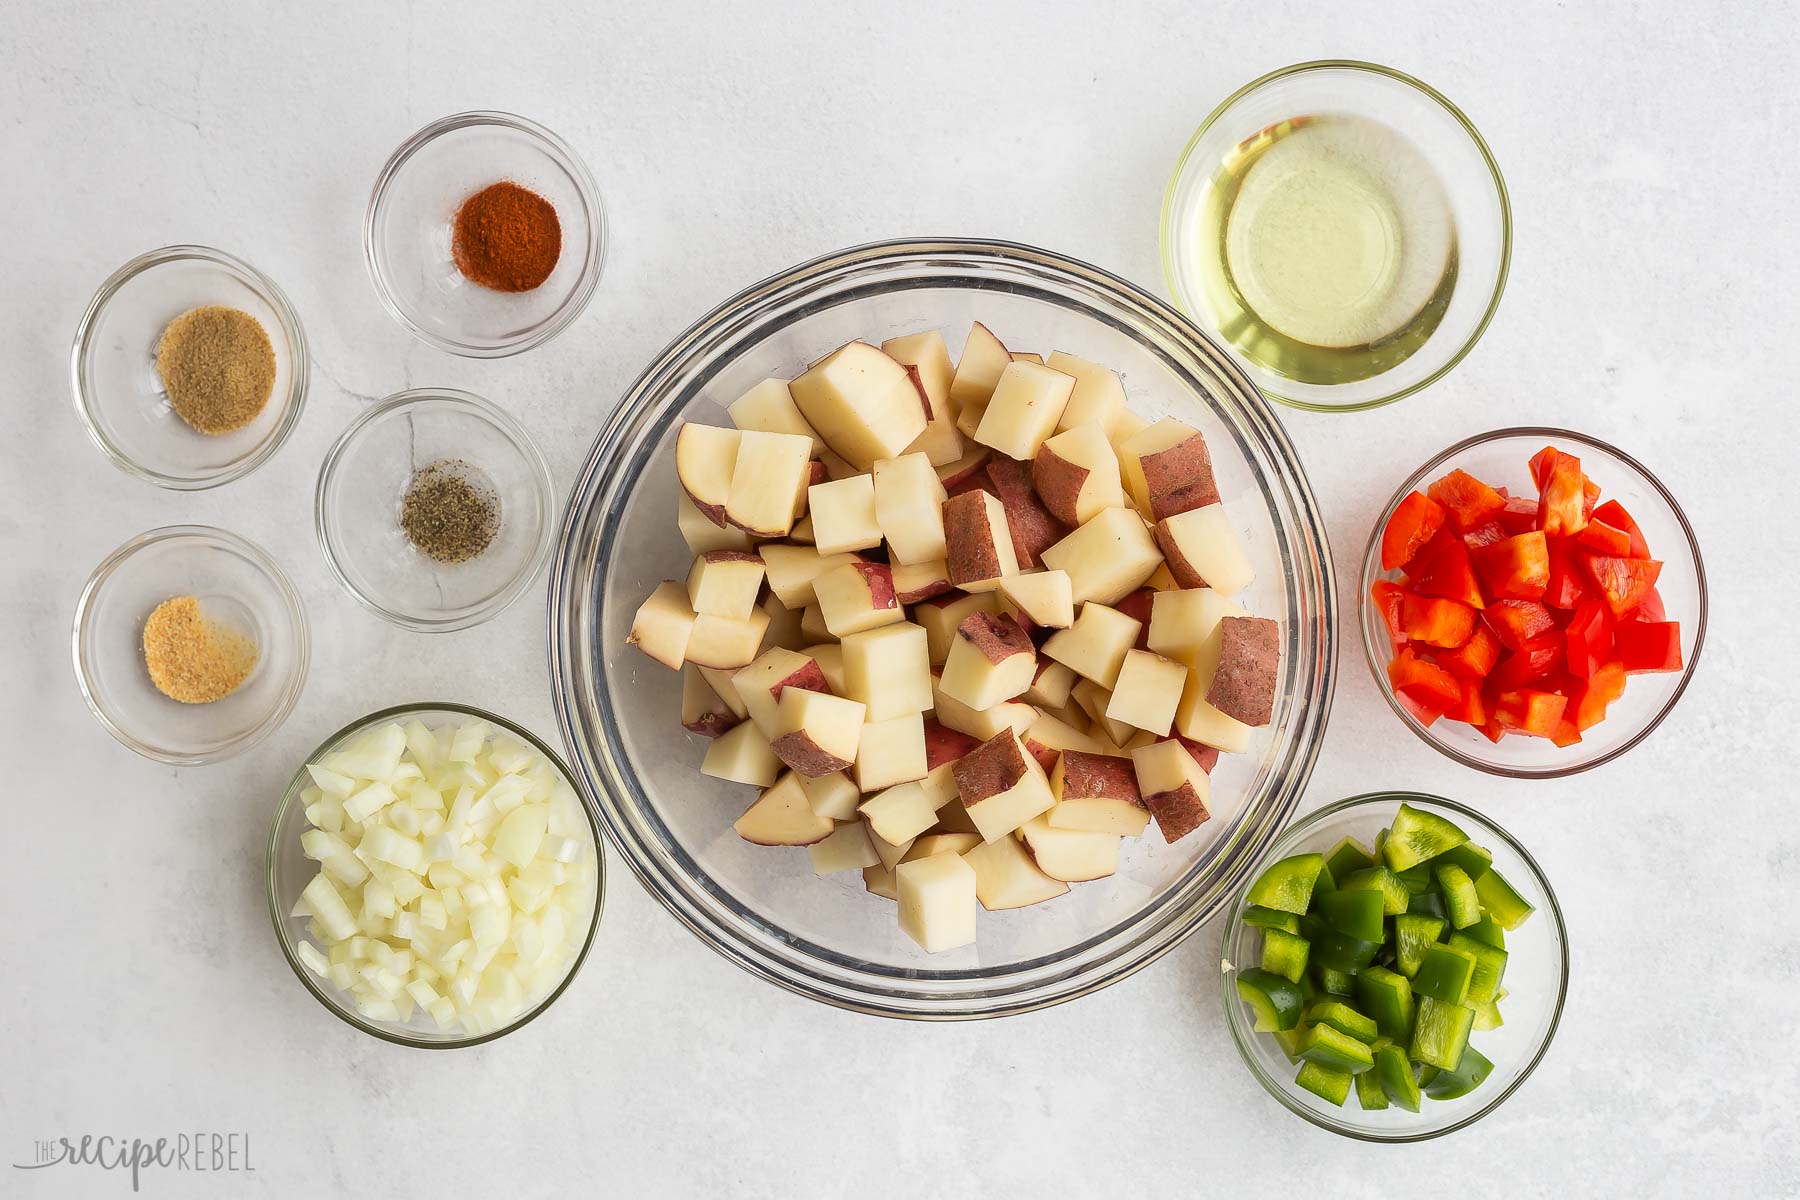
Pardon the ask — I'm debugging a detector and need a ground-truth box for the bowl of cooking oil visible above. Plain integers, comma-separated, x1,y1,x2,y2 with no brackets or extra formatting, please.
1161,61,1510,412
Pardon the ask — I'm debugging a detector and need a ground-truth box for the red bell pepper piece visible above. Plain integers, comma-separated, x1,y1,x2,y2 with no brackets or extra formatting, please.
1408,529,1486,609
1582,477,1602,519
1387,648,1462,715
1370,580,1408,646
1537,449,1590,537
1483,598,1556,650
1477,719,1506,743
1470,531,1550,602
1543,537,1589,609
1570,660,1627,730
1577,519,1632,557
1380,491,1446,570
1401,594,1477,649
1489,633,1566,692
1444,678,1489,726
1564,599,1615,679
1493,689,1569,738
1438,624,1502,679
1583,555,1663,618
1462,521,1508,550
1427,469,1507,534
1550,717,1583,748
1615,621,1683,673
1528,446,1557,490
1497,495,1539,536
1635,586,1666,622
1592,499,1651,559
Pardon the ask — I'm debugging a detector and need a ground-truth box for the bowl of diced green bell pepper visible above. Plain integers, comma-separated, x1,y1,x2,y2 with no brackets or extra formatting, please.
1220,792,1567,1140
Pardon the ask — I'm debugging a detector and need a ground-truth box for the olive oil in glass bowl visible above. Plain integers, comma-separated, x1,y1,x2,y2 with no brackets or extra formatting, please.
1163,62,1510,412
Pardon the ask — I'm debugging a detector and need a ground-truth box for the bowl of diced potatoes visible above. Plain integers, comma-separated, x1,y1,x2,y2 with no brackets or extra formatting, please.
266,703,603,1047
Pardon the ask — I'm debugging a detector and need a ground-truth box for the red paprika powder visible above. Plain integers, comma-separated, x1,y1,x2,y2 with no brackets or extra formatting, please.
450,181,562,293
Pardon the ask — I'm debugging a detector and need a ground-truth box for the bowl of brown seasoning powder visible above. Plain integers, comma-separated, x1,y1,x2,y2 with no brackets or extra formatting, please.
315,389,556,631
364,111,606,357
72,246,308,489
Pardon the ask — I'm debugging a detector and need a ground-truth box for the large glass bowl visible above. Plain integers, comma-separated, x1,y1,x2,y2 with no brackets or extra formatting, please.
548,239,1336,1019
1221,792,1568,1140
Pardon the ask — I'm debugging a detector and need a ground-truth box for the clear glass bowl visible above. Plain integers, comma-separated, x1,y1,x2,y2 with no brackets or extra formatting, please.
547,238,1337,1019
364,111,606,357
315,389,556,632
1221,792,1567,1140
72,245,308,488
1161,60,1510,412
72,526,309,764
265,703,605,1048
1360,427,1706,777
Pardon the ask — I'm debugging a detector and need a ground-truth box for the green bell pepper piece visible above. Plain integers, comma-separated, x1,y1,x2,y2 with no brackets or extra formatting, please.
1394,862,1434,894
1436,863,1482,929
1412,942,1477,1004
1340,867,1410,916
1323,835,1376,882
1462,912,1507,949
1406,888,1446,918
1311,928,1382,973
1298,1022,1375,1073
1243,905,1302,934
1236,968,1304,1031
1354,965,1416,1042
1272,1022,1309,1061
1245,853,1325,915
1471,998,1504,1031
1374,1043,1422,1113
1410,996,1476,1071
1313,963,1357,996
1261,928,1311,984
1305,999,1379,1044
1312,861,1337,895
1426,840,1493,881
1473,867,1536,930
1394,914,1447,977
1354,1065,1391,1111
1382,803,1470,871
1295,1061,1352,1106
1317,888,1386,942
1424,1045,1494,1100
1446,932,1508,1005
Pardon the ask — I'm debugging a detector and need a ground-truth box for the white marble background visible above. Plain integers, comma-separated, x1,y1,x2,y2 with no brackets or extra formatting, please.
3,1,1795,1195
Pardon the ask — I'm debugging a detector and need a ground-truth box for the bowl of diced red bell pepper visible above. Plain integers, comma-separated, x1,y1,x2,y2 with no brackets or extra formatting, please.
1359,428,1705,777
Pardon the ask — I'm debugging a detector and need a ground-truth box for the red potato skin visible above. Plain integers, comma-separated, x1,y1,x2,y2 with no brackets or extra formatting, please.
943,491,1007,585
682,711,742,738
958,610,1034,665
952,730,1029,804
1153,521,1209,590
1144,783,1210,843
1030,445,1091,528
901,363,933,421
1140,434,1220,521
1058,751,1143,805
1162,734,1221,774
1207,616,1279,726
769,733,853,778
768,660,830,701
851,561,898,612
923,718,981,770
1022,736,1061,774
984,458,1066,568
937,451,993,495
895,574,954,605
1114,587,1156,650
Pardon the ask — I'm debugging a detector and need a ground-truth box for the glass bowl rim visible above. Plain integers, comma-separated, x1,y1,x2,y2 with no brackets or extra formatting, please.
312,386,558,633
1158,58,1513,413
362,109,608,359
1220,790,1569,1142
70,523,311,765
546,235,1339,1020
1357,425,1708,778
70,244,311,490
264,701,607,1049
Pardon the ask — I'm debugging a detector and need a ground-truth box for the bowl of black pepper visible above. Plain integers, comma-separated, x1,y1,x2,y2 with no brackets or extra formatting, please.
314,389,555,631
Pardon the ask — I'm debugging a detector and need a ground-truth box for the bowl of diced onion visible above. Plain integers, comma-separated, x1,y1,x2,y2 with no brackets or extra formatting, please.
266,703,604,1047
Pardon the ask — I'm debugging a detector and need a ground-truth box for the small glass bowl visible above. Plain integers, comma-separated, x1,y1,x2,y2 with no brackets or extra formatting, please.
1222,792,1567,1141
1360,427,1706,777
1161,60,1510,412
315,389,556,632
266,703,605,1048
72,246,308,488
72,526,309,764
365,111,606,357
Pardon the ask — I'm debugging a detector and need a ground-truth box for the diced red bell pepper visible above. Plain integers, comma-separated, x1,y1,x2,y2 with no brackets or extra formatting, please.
1615,621,1683,673
1427,469,1507,534
1543,537,1589,609
1582,477,1602,519
1536,449,1590,537
1387,648,1462,715
1401,594,1477,648
1381,491,1446,570
1444,678,1489,726
1462,521,1508,550
1528,446,1557,490
1497,495,1539,536
1493,689,1569,738
1592,499,1651,559
1550,718,1583,748
1583,555,1663,618
1570,661,1627,730
1483,599,1556,650
1370,580,1408,646
1470,531,1550,602
1635,587,1666,622
1489,633,1566,692
1564,599,1615,679
1476,719,1506,744
1438,624,1502,679
1408,529,1486,609
1577,519,1632,557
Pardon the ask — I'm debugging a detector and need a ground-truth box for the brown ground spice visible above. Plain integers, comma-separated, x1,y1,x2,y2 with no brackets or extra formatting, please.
142,595,258,703
400,460,500,564
154,306,277,435
450,181,561,292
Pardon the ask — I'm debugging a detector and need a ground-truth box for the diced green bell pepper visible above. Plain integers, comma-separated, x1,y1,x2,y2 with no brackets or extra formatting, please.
1354,1065,1390,1111
1446,932,1508,1004
1410,996,1476,1071
1311,928,1382,973
1395,862,1434,894
1473,867,1536,930
1374,1043,1422,1113
1236,967,1304,1032
1317,887,1386,941
1424,1045,1494,1100
1394,914,1447,977
1313,963,1357,996
1462,912,1507,949
1312,861,1337,894
1412,942,1478,1005
1426,840,1493,881
1354,965,1416,1042
1323,835,1376,882
1406,888,1446,918
1340,867,1410,915
1245,853,1325,915
1298,1022,1375,1073
1243,905,1302,934
1305,999,1379,1044
1261,928,1311,984
1294,1060,1352,1106
1471,998,1504,1031
1382,803,1469,871
1436,863,1482,929
1272,1022,1309,1061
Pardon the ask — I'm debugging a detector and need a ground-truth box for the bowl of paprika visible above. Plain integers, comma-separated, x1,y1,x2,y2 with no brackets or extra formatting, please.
365,111,606,358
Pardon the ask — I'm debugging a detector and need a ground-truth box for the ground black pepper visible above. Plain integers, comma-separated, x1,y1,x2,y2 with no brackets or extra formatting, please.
400,460,500,564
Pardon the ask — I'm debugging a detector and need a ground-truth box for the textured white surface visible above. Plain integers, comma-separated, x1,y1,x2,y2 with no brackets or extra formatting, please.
3,2,1796,1195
